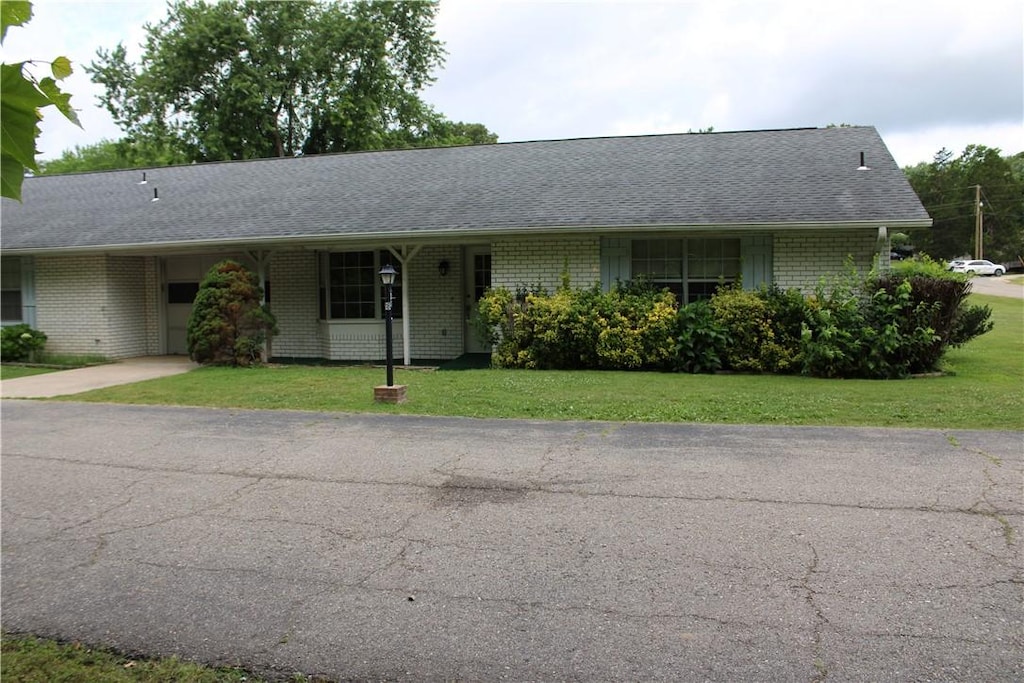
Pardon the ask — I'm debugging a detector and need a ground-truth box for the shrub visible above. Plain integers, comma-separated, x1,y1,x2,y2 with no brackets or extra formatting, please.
1,324,47,362
709,285,797,373
186,260,277,366
867,273,978,373
948,303,994,347
890,253,964,279
672,300,728,373
799,285,865,378
859,279,941,378
799,267,991,379
476,280,677,370
757,284,807,374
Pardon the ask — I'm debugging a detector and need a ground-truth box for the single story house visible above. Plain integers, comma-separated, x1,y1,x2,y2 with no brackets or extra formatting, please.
1,126,931,363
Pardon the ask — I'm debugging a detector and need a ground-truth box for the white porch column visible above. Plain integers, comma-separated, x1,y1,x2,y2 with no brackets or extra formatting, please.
388,245,422,365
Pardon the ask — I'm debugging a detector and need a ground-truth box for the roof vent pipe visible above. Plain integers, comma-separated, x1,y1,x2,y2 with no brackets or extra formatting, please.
857,152,869,171
152,188,159,202
138,172,147,185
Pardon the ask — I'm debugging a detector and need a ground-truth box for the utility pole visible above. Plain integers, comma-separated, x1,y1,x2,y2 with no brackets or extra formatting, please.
974,184,983,259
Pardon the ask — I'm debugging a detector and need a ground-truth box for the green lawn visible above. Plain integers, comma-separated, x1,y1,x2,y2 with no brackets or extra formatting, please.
0,634,313,683
0,365,59,380
61,295,1023,430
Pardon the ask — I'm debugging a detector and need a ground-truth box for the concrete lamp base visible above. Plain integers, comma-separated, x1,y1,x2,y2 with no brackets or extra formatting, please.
374,385,408,404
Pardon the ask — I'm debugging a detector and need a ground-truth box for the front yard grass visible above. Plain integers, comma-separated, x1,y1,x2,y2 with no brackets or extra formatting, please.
2,354,109,380
0,365,59,380
62,295,1023,430
0,633,310,682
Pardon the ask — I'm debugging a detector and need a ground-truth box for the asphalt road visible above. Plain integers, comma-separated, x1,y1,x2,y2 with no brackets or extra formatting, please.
2,401,1021,682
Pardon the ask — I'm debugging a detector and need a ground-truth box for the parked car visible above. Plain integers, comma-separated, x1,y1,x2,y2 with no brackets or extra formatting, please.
948,259,1005,276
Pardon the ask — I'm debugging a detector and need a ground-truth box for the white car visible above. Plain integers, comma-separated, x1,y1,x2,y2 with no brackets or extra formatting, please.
949,259,1005,276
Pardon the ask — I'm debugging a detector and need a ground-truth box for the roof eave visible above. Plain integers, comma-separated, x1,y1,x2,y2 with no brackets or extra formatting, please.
1,218,933,256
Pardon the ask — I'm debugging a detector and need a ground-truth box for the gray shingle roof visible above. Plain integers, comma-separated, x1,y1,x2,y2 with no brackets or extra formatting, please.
0,126,930,253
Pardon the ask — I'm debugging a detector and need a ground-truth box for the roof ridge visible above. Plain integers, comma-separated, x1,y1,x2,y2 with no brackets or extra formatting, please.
32,126,877,178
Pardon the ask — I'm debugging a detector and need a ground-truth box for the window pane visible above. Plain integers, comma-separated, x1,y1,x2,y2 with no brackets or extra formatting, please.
328,251,378,319
1,257,21,289
167,282,199,304
1,290,22,322
473,254,491,301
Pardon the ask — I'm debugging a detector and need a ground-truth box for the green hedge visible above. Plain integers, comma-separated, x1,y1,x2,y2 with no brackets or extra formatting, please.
475,264,992,379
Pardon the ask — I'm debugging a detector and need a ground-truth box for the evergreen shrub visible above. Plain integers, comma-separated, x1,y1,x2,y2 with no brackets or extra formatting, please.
186,260,277,366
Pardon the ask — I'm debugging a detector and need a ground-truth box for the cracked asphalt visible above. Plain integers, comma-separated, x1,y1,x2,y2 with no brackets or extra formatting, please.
1,401,1021,682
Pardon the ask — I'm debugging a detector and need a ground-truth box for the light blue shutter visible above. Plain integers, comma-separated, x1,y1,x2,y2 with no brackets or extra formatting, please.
741,234,773,290
600,238,631,292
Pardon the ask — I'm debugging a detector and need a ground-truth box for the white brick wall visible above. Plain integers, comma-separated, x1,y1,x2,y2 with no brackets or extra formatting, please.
773,229,880,292
268,251,321,358
492,237,601,292
35,255,148,358
143,257,161,354
319,322,404,361
406,245,463,360
103,256,148,357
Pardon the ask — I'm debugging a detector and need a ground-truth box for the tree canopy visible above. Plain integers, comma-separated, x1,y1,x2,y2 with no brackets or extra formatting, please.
87,0,496,165
1,0,80,198
38,138,189,175
905,145,1024,263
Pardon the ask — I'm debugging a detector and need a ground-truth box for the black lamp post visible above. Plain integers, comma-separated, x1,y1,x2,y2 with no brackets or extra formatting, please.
379,263,397,387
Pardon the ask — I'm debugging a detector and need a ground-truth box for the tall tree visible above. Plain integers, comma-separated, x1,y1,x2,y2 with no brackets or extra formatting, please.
88,0,495,163
1,0,80,199
905,145,1024,262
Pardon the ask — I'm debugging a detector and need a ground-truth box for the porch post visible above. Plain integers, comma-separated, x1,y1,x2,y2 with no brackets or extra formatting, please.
388,245,422,366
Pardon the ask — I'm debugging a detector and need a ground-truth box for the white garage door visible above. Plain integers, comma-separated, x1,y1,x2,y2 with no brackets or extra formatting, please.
165,254,246,355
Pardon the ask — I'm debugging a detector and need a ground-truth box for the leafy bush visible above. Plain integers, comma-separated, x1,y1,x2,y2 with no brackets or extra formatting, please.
890,253,964,280
672,300,728,373
867,273,974,373
476,265,993,379
477,280,677,370
799,268,991,378
799,284,865,378
709,285,799,373
1,324,47,362
186,260,277,366
757,284,808,373
859,279,941,378
948,303,994,347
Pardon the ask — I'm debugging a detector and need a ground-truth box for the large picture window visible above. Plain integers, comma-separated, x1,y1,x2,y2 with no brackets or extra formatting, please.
320,251,402,320
631,238,740,303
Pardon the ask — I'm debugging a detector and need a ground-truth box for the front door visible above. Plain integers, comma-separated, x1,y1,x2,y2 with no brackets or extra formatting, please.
464,246,492,354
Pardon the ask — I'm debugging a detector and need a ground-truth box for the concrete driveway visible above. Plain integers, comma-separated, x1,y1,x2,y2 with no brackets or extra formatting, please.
2,401,1020,681
0,356,195,398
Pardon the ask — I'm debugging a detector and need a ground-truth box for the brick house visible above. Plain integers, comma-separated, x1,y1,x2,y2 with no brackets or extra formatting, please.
0,126,930,363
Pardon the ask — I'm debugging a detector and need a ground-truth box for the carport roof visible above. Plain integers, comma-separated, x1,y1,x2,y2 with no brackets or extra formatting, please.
1,126,931,253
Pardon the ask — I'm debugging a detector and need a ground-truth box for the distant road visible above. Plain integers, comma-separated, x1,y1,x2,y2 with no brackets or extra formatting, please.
968,273,1023,299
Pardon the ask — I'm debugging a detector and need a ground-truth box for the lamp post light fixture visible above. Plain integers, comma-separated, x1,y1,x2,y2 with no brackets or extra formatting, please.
373,263,406,403
379,263,397,387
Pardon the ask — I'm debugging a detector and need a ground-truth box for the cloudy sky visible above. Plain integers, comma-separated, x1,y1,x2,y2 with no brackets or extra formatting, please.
3,0,1022,167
